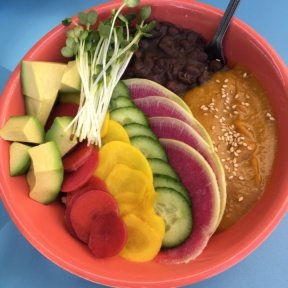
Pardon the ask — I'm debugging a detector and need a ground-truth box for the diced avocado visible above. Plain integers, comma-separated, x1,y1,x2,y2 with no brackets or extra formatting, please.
21,61,66,124
9,142,31,176
27,141,63,204
45,116,77,156
58,92,80,104
59,61,81,93
0,115,44,144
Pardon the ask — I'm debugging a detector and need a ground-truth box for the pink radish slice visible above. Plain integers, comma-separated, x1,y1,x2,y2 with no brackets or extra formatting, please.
133,96,212,146
156,139,220,264
149,116,226,224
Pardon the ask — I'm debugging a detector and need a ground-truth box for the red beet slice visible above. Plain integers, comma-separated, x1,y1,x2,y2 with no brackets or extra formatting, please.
61,149,99,192
62,141,94,172
66,176,108,207
88,213,127,258
45,102,79,130
69,189,119,243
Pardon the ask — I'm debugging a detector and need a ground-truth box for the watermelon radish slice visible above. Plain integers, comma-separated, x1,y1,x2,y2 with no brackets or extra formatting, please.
123,78,191,114
69,189,119,243
88,213,127,258
61,148,99,192
133,96,213,147
45,102,79,130
62,141,94,172
149,116,226,225
156,139,220,264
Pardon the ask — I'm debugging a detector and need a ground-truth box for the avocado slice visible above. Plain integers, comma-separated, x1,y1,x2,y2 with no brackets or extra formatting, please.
9,142,31,176
21,61,66,124
0,115,44,144
59,61,81,93
45,116,77,156
27,142,64,204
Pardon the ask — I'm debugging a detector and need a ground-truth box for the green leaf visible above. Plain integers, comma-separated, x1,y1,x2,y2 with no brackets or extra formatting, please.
61,46,74,57
124,0,140,8
87,10,98,25
130,43,139,52
98,22,111,38
74,26,84,37
141,20,157,33
87,30,100,43
67,30,75,38
118,13,128,24
125,13,137,22
116,26,124,44
79,30,89,40
73,42,80,54
78,11,88,25
84,41,92,52
66,37,75,49
140,6,151,21
62,18,72,26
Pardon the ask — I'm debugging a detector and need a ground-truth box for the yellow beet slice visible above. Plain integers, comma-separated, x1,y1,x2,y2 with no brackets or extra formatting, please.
105,164,148,196
100,112,110,138
120,213,162,262
102,120,130,145
94,141,153,182
137,211,165,240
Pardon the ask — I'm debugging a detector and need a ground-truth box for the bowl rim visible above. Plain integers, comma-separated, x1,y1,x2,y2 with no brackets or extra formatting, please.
0,0,288,287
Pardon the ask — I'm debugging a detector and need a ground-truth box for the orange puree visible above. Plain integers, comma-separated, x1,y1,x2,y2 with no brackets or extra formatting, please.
183,66,277,231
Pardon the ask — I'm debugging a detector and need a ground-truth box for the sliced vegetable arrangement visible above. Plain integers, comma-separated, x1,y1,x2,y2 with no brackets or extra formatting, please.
0,0,227,264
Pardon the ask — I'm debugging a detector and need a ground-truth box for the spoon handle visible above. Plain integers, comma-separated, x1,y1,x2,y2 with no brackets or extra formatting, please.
213,0,241,43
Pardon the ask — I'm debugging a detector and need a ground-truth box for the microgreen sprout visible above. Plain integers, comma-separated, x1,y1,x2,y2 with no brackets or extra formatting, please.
61,0,154,146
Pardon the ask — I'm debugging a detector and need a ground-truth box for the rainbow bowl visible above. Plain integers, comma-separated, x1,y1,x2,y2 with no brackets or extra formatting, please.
0,0,288,287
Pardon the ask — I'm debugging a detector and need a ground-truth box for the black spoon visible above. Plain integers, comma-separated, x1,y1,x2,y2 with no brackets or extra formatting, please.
206,0,241,65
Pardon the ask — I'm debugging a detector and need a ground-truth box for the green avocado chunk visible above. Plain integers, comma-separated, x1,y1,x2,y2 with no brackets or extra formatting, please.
27,141,64,204
45,116,77,156
0,115,44,144
59,61,81,93
21,61,66,125
9,142,31,176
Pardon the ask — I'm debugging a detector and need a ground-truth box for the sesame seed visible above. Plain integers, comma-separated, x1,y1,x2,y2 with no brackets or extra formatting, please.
239,176,244,180
222,84,228,88
243,72,247,78
238,196,244,202
211,125,216,130
216,79,221,83
224,79,229,83
247,146,253,151
228,175,234,180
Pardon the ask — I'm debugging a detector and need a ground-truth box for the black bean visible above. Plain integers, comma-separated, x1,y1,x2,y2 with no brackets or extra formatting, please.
124,21,227,95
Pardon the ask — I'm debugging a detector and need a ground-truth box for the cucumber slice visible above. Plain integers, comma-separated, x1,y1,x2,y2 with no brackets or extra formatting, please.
110,96,135,111
154,187,192,248
124,123,157,140
130,136,168,162
111,80,130,99
148,158,179,180
110,107,149,126
153,174,189,201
